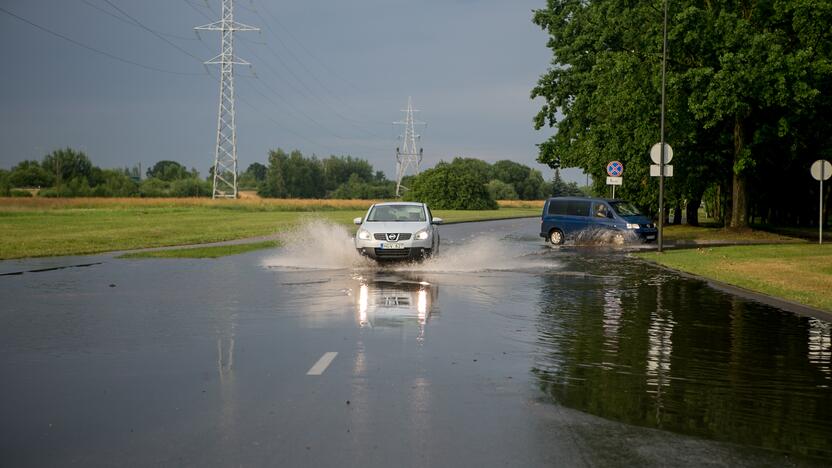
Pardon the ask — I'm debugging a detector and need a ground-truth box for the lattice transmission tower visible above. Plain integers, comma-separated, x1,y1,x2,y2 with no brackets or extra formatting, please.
393,97,426,197
195,0,258,199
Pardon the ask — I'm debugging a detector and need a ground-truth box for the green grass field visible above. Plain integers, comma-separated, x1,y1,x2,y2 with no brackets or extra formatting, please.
0,198,539,259
661,223,803,243
638,244,832,312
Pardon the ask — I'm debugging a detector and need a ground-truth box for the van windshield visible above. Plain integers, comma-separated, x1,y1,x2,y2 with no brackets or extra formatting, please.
609,201,643,217
367,204,426,222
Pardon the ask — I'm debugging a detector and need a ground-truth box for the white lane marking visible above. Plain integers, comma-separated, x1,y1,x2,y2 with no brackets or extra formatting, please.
306,352,338,375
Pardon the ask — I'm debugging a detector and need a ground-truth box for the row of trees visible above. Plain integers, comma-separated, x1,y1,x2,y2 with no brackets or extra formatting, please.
404,158,583,210
532,0,832,227
2,147,585,209
258,149,395,199
255,149,571,206
0,149,212,197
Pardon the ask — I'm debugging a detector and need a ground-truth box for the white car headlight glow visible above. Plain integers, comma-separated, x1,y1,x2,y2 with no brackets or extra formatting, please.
626,223,639,229
358,229,371,240
415,229,430,240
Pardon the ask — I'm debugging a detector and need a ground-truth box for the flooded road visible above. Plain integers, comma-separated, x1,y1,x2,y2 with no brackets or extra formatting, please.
1,218,830,466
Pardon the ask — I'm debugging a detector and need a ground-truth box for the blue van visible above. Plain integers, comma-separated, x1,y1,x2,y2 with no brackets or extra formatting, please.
540,197,658,244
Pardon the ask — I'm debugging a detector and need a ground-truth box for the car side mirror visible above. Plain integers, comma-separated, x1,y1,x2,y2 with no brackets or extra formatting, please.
353,217,362,225
432,217,444,225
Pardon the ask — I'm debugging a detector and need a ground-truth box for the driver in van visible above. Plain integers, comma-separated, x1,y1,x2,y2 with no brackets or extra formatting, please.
595,204,609,218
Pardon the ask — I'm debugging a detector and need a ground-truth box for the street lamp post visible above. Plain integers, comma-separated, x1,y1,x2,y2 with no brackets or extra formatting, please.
658,0,668,253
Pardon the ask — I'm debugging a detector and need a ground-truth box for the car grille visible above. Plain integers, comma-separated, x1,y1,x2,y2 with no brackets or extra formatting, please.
373,248,412,259
373,233,412,241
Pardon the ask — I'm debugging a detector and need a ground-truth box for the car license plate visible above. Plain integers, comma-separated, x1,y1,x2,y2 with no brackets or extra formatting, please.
381,242,403,249
646,235,656,240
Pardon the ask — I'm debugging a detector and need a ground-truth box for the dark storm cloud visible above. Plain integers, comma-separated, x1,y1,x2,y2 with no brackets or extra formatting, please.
0,0,585,183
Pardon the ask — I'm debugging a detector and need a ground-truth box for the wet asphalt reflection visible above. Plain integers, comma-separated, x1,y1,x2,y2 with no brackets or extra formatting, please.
0,218,830,467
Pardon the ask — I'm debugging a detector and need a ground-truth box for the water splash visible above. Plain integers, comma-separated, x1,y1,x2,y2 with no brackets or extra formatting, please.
396,235,555,273
571,227,640,246
262,220,558,273
262,219,372,270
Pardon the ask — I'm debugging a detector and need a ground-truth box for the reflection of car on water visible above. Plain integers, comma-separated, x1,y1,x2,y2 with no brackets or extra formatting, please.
355,275,438,330
354,202,442,261
540,197,658,245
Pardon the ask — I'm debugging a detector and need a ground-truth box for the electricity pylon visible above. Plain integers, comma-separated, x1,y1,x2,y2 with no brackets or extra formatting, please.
195,0,258,199
393,97,426,197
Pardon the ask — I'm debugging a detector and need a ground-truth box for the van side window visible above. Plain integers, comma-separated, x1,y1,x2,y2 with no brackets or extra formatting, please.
566,200,590,216
548,200,568,215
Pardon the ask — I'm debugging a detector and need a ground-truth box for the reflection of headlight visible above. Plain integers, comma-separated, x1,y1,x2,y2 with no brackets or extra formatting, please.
415,229,429,240
358,229,371,240
626,223,639,229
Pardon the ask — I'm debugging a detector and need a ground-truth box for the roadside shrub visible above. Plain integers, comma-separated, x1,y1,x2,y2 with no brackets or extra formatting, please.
170,178,212,197
405,161,497,210
39,177,92,197
10,189,33,198
139,178,170,197
486,179,519,200
0,170,11,196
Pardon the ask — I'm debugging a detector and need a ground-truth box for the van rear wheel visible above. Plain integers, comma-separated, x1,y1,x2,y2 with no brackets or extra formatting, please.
549,229,564,245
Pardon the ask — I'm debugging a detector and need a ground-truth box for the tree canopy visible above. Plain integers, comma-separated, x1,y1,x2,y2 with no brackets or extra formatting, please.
404,159,498,210
532,0,832,227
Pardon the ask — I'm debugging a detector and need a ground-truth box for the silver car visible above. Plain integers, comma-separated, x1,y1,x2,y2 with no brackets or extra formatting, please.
354,202,442,261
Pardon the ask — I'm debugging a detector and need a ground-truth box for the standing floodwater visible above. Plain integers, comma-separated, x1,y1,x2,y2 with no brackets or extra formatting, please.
1,218,830,466
533,248,832,460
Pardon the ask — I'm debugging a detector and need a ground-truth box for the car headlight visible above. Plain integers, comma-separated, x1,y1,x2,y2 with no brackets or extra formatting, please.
357,229,371,240
415,229,430,240
626,223,639,229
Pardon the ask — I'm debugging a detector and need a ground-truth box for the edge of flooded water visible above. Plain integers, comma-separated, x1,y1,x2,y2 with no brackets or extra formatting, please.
632,255,832,322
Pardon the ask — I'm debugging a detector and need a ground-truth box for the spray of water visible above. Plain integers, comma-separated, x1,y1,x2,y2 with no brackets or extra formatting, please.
396,235,554,273
262,219,372,270
262,220,557,273
571,227,640,246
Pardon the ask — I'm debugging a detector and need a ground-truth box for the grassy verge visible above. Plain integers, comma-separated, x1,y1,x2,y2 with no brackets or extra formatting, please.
0,198,538,259
119,241,280,259
638,244,832,312
661,223,804,243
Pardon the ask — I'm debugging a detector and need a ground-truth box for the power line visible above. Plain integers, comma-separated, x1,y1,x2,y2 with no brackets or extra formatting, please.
80,0,200,42
0,5,205,76
254,0,366,96
101,0,206,63
235,5,386,135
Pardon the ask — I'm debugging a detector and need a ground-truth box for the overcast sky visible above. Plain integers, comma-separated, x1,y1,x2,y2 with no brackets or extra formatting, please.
0,0,586,184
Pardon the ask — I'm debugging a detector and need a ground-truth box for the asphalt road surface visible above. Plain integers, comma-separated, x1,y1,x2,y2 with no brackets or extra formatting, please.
1,218,830,467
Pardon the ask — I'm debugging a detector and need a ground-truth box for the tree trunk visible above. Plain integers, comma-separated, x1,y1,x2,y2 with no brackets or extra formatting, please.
686,191,703,226
673,201,682,225
730,118,748,229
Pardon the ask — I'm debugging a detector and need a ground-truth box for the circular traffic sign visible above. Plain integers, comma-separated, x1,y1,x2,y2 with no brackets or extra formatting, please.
606,161,624,177
650,143,673,164
811,160,832,181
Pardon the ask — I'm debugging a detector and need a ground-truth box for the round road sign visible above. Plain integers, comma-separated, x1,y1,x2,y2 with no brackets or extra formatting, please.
811,160,832,181
606,161,624,177
650,143,673,164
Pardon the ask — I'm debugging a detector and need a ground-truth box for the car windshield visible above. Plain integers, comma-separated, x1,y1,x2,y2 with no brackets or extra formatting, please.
609,201,643,216
367,204,426,222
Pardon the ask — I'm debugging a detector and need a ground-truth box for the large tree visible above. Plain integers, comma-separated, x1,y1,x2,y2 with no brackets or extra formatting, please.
41,148,92,186
532,0,832,227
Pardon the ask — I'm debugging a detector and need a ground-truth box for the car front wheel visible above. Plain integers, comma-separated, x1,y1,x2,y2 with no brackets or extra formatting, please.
549,229,564,245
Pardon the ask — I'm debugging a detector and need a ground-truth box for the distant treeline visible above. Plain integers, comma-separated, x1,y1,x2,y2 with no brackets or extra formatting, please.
2,147,582,208
0,148,212,198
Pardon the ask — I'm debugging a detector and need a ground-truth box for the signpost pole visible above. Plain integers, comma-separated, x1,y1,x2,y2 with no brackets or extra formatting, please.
658,0,668,253
821,163,825,245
